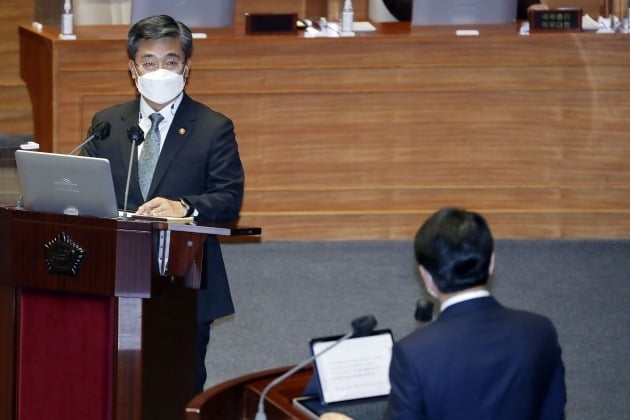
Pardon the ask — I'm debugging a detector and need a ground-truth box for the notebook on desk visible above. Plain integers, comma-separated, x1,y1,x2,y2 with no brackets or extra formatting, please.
293,329,394,420
15,150,119,218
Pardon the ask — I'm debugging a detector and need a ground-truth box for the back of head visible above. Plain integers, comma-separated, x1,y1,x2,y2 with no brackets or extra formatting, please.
127,14,193,60
414,207,494,293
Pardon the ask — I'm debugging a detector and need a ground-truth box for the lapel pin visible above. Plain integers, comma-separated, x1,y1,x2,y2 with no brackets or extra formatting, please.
178,128,186,135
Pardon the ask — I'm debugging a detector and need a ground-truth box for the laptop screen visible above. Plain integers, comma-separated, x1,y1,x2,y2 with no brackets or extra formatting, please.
412,0,517,26
15,150,119,219
130,0,234,28
310,330,393,404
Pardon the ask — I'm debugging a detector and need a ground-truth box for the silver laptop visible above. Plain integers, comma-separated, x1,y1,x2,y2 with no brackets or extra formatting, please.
130,0,234,28
293,330,394,419
15,150,118,218
412,0,517,26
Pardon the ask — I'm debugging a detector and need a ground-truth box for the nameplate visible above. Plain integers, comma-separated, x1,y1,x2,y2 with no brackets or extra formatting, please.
245,13,297,35
529,8,582,32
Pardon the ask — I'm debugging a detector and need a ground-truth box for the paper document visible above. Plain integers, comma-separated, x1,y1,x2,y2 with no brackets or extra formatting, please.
118,211,194,223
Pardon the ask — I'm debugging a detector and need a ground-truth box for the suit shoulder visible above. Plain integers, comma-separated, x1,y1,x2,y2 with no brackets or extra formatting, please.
93,99,138,121
186,96,232,123
395,321,448,353
505,306,556,329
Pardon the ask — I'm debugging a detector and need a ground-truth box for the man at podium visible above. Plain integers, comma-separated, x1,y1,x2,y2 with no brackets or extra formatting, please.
82,14,244,392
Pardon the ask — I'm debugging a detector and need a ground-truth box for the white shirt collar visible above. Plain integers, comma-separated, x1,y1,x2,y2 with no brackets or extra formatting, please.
137,93,184,150
440,289,491,313
139,92,183,126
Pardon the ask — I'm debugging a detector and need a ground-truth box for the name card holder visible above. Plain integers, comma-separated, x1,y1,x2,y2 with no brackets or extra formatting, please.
245,13,298,35
529,8,583,32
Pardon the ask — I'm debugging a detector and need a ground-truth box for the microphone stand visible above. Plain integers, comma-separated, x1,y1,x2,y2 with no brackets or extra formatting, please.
68,133,97,156
121,126,144,221
120,144,137,221
254,314,376,420
254,331,353,420
68,121,111,155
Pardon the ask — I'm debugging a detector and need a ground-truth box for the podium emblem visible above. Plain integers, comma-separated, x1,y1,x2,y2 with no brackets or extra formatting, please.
43,232,86,276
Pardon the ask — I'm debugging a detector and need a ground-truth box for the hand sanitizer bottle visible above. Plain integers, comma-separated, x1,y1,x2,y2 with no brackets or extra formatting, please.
61,0,74,36
341,0,354,34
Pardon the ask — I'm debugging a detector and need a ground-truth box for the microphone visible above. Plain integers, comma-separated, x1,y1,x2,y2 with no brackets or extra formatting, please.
254,315,377,420
121,125,144,220
68,121,111,155
414,299,435,323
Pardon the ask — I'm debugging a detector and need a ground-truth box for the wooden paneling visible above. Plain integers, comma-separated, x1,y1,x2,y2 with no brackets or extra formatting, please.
0,0,33,136
18,24,630,240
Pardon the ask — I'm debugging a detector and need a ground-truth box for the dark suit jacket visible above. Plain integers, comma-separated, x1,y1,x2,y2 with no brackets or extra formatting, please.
385,296,566,420
83,94,244,322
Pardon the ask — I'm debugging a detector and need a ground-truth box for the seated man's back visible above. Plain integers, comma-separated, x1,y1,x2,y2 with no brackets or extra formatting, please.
387,296,565,419
385,207,566,420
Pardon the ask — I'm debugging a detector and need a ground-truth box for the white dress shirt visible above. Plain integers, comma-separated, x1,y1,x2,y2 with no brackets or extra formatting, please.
137,93,183,157
440,289,491,313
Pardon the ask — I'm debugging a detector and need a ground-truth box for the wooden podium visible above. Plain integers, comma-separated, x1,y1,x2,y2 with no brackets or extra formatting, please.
186,366,314,420
0,206,260,420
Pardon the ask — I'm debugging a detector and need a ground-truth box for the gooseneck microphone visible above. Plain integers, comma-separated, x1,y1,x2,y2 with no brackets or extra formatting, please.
254,315,378,420
68,121,111,155
414,299,435,323
121,125,144,220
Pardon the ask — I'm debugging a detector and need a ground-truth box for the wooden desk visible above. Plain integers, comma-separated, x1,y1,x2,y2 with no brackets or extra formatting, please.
19,23,630,240
186,366,313,420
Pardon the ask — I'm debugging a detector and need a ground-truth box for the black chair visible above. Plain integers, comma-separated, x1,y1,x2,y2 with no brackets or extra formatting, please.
383,0,412,21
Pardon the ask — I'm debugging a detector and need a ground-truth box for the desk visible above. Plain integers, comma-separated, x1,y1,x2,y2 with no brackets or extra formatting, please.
18,23,630,240
186,366,313,420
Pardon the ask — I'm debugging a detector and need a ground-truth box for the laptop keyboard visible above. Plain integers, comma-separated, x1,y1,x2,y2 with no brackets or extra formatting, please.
322,398,388,420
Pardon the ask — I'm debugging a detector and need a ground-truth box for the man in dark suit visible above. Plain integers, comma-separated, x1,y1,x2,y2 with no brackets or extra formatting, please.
384,207,566,420
82,15,244,392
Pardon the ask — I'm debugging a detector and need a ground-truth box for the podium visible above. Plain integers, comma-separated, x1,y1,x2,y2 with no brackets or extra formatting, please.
0,206,261,420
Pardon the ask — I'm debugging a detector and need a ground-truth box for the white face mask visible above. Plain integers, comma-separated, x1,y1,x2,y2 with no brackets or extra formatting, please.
135,68,186,105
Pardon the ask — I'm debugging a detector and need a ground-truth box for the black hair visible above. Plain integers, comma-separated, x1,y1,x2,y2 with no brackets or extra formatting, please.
414,207,494,293
127,15,193,60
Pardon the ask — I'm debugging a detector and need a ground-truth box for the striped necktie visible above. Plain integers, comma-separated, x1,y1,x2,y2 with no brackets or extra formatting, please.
138,112,164,199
